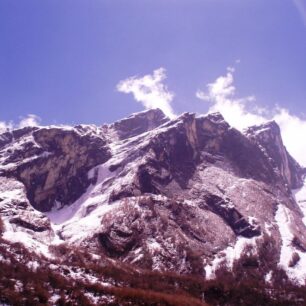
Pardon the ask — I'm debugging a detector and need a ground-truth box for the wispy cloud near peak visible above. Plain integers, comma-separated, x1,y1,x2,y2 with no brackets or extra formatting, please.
0,121,13,134
196,66,236,102
196,67,306,166
0,114,41,134
18,114,41,128
117,68,175,118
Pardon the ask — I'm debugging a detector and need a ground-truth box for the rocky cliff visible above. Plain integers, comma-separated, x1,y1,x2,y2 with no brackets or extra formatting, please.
1,109,306,303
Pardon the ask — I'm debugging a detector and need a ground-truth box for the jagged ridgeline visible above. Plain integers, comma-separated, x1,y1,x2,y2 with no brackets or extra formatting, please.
0,109,306,305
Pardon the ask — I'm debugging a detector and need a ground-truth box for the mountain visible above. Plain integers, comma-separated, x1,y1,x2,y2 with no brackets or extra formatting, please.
0,109,306,305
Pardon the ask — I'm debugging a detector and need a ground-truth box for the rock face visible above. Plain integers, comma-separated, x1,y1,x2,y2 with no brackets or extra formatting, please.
1,126,110,212
0,108,306,282
106,108,169,140
245,121,304,189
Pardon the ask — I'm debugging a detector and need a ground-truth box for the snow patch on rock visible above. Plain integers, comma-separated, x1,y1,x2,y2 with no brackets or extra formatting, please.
293,179,306,226
275,204,306,284
205,235,259,279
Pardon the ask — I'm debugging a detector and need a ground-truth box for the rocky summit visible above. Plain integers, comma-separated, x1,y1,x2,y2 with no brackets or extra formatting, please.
1,108,306,305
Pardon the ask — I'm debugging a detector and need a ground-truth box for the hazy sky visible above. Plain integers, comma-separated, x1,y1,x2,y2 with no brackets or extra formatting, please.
1,0,306,125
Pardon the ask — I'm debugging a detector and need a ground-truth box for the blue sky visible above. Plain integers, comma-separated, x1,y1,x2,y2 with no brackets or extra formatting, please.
0,0,306,127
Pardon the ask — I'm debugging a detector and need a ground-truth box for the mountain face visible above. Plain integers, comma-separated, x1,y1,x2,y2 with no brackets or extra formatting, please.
1,109,306,304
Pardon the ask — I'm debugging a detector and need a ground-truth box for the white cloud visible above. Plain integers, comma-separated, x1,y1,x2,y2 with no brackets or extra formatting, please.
273,108,306,166
18,114,41,128
0,121,13,134
196,69,236,102
196,67,265,130
196,68,306,166
0,114,41,134
117,68,175,118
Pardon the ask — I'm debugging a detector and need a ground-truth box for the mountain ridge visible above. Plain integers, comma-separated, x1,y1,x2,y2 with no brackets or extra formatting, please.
1,108,306,304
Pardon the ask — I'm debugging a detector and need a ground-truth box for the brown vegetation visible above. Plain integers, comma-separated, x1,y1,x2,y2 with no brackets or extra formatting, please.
0,235,306,305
